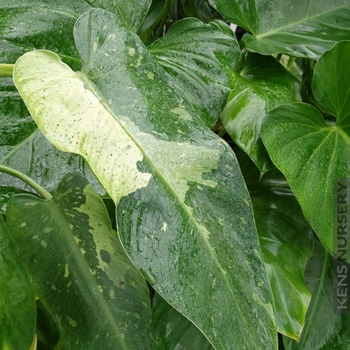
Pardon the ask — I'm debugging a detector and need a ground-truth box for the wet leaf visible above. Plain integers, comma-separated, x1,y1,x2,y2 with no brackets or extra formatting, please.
149,17,240,127
0,77,104,207
6,171,152,349
261,42,350,256
13,8,277,350
151,293,213,350
251,171,313,340
0,215,36,350
221,52,300,174
284,240,350,349
238,150,313,340
209,0,350,59
0,0,151,68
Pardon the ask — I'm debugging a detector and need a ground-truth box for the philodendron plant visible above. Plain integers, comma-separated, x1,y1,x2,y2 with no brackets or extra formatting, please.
1,1,350,349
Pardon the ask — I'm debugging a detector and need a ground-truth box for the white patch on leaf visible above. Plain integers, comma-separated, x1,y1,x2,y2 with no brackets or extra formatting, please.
128,48,135,56
171,105,192,121
14,51,152,205
120,117,219,204
64,263,69,278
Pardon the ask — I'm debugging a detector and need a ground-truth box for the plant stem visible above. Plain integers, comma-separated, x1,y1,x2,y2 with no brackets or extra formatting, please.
0,165,52,200
286,56,295,70
0,64,14,77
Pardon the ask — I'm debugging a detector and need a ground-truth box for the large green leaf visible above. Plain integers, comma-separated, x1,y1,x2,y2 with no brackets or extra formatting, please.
238,150,313,340
6,171,152,349
148,17,240,127
14,8,277,350
0,0,151,68
261,42,350,255
312,41,350,125
221,52,300,174
261,103,349,254
0,76,104,210
251,171,313,340
284,240,350,349
151,293,213,350
0,215,36,350
209,0,350,59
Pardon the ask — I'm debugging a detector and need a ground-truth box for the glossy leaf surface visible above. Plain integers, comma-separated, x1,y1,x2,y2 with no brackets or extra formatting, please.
209,0,350,59
0,0,151,68
14,9,277,350
6,172,152,349
149,18,240,126
261,42,350,255
238,150,313,340
0,215,36,350
284,240,350,349
0,76,104,208
251,172,312,340
221,52,300,174
312,41,350,125
151,293,213,350
262,103,349,254
208,0,258,34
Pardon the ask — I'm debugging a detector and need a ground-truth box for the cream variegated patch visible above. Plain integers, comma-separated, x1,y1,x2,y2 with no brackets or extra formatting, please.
14,50,221,210
14,50,152,205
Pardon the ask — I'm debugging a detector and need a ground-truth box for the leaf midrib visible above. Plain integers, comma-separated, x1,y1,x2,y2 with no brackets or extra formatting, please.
78,73,255,342
256,4,349,39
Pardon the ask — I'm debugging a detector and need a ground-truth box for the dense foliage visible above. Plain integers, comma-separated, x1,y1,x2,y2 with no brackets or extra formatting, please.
1,1,350,349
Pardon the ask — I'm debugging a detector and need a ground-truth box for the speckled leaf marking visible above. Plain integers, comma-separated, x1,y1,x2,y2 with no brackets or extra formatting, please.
12,9,277,349
6,172,152,349
14,50,223,207
14,51,151,205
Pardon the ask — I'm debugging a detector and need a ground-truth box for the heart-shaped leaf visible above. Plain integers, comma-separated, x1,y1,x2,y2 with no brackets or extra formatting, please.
261,41,350,255
221,52,300,174
149,18,240,127
209,0,350,59
0,214,36,350
13,8,277,350
283,240,350,349
151,293,213,350
6,171,152,349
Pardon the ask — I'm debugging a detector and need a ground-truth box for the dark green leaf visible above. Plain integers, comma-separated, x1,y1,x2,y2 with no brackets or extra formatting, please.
238,150,313,340
261,103,350,255
221,52,300,174
250,169,313,340
284,240,350,349
152,293,213,350
149,17,240,127
14,9,277,350
210,0,350,59
208,0,258,34
0,0,151,68
6,172,152,349
0,214,36,350
312,41,350,125
261,42,350,255
36,300,61,350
